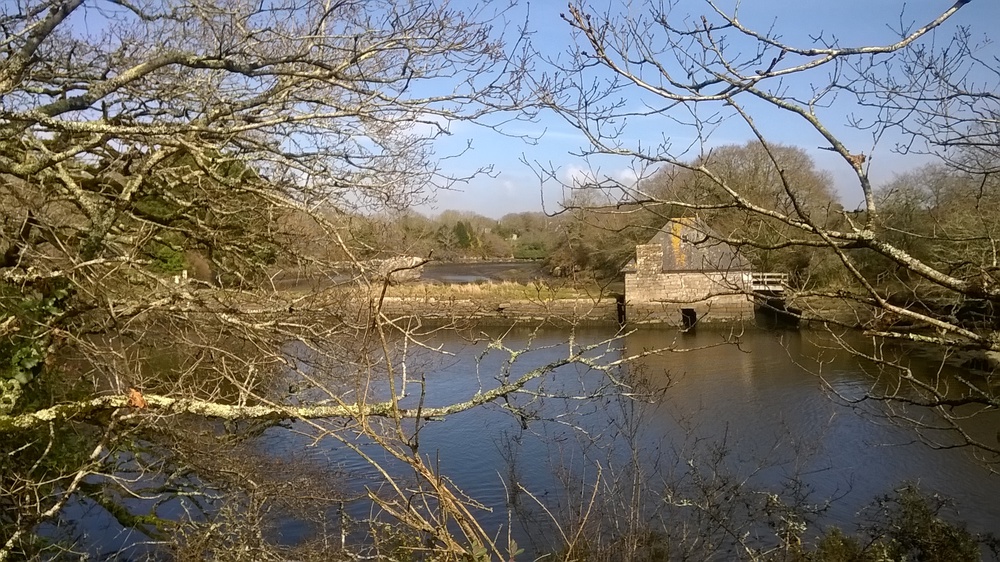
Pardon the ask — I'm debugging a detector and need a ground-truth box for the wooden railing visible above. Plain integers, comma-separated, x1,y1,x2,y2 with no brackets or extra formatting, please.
750,272,788,293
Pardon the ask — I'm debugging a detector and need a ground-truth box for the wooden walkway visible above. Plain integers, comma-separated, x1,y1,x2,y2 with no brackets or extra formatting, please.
751,272,788,294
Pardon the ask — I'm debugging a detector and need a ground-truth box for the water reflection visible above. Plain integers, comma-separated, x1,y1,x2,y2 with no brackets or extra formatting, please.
56,324,993,558
258,324,1000,556
632,327,999,515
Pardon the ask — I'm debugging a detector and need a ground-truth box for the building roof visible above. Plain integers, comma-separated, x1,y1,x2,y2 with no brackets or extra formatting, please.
629,217,751,272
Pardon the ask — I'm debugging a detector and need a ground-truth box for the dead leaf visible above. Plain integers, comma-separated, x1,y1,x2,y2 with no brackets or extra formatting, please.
127,387,147,409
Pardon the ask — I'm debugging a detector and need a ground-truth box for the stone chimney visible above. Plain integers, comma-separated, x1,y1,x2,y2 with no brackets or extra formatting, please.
634,243,663,277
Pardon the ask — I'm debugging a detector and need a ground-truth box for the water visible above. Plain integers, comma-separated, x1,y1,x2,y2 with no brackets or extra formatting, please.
256,324,1000,557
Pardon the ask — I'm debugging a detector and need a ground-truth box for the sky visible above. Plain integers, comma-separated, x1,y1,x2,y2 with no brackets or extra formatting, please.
52,0,1000,219
415,0,1000,218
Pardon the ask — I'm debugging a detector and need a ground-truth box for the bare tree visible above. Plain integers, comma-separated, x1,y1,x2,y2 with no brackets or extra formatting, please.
530,0,1000,459
0,0,584,558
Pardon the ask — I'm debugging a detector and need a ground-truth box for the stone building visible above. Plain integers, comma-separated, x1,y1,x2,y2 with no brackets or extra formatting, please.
623,218,755,326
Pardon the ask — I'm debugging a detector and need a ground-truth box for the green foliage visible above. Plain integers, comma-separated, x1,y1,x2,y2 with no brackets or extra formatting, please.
0,377,22,416
339,210,562,261
802,484,987,562
0,280,71,413
453,220,476,249
148,240,187,274
133,196,179,223
811,528,868,562
866,484,983,562
545,201,670,279
512,240,548,259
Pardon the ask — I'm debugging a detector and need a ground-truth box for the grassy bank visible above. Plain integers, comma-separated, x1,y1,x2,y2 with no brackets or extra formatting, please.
384,280,618,301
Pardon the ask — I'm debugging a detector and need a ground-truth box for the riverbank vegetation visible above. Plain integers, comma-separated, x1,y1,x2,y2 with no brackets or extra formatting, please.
384,279,602,301
2,0,1000,560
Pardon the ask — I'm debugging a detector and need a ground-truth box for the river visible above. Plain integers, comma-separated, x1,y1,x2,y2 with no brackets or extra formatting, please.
256,324,1000,558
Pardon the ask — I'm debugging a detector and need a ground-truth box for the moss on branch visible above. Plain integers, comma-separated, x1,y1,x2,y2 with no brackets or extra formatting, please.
0,360,572,434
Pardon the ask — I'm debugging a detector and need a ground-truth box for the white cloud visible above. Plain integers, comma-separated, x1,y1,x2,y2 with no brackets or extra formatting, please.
557,162,641,188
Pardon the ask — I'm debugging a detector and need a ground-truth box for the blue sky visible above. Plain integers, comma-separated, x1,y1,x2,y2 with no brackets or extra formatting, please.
418,0,1000,218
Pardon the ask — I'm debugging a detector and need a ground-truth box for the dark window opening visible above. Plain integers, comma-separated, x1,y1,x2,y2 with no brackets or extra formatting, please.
681,308,698,330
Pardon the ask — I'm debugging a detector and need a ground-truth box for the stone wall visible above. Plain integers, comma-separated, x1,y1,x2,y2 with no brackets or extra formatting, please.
634,243,663,276
625,244,753,325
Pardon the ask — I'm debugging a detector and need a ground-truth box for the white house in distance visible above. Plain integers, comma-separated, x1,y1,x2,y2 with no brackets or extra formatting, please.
623,218,777,326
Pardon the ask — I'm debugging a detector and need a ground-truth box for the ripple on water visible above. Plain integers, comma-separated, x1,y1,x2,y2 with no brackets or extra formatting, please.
258,325,1000,551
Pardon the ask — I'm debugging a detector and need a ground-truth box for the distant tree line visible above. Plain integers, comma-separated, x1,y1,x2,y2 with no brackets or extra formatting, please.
299,138,998,320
